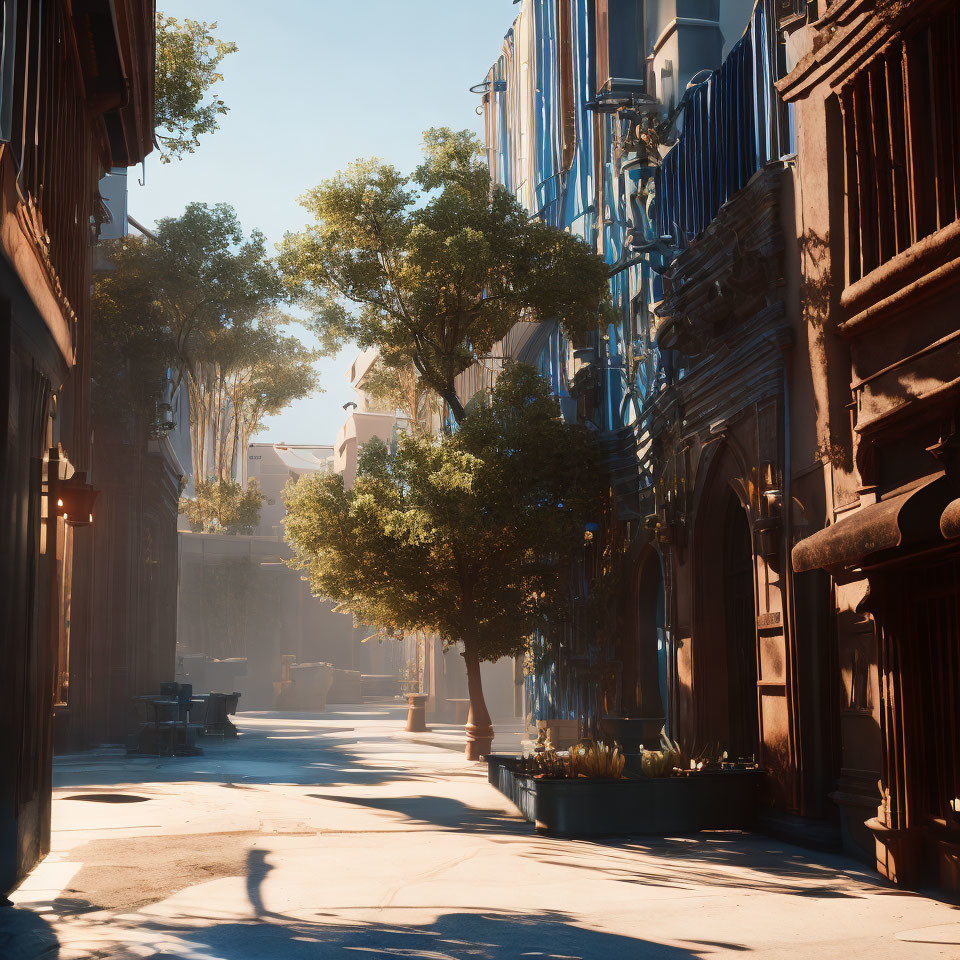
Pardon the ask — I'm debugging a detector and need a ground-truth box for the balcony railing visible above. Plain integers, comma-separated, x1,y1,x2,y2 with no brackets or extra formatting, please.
655,0,792,247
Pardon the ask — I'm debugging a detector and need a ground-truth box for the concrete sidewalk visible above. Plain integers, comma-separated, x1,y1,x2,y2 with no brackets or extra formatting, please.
1,705,958,959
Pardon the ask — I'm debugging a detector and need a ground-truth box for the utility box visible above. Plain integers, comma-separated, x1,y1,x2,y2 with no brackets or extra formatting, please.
596,0,646,95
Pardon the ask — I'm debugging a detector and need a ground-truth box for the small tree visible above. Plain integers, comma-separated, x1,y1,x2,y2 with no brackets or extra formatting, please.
284,365,601,758
155,14,237,161
181,478,265,535
280,128,610,424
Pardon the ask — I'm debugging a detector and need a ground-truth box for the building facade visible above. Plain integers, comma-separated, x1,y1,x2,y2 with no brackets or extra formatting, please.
781,0,960,893
0,0,154,896
476,0,960,892
247,441,334,536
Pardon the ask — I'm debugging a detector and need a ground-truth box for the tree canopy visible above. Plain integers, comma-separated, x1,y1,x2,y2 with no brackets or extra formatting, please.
155,14,237,161
280,128,610,423
283,365,602,752
92,203,318,480
181,478,265,535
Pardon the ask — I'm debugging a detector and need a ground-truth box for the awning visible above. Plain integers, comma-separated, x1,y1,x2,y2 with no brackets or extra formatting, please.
793,475,954,573
943,498,960,540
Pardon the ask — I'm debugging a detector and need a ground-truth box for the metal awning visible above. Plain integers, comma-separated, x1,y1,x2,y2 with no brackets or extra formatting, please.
792,475,954,573
942,498,960,540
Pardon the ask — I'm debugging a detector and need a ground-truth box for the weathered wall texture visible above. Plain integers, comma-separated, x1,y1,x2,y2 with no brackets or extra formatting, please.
782,0,960,892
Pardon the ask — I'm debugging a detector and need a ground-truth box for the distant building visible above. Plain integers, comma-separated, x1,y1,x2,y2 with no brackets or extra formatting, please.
178,435,395,709
247,442,334,536
177,529,370,709
335,347,404,488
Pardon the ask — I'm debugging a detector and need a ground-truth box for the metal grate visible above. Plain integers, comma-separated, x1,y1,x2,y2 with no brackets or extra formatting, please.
840,7,960,285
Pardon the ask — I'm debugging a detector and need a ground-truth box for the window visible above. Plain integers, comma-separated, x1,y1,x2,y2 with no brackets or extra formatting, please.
840,8,960,285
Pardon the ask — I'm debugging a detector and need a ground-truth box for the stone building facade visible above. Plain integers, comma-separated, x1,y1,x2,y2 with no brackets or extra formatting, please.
474,0,960,887
781,0,960,893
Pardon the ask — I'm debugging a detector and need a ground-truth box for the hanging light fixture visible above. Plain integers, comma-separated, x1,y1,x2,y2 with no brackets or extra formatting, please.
55,472,99,526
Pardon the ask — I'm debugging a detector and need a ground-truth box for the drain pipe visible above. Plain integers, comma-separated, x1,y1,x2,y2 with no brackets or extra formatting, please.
782,360,803,813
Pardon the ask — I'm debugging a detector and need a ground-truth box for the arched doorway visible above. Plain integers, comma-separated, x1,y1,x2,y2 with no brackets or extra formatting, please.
722,493,760,760
692,443,762,763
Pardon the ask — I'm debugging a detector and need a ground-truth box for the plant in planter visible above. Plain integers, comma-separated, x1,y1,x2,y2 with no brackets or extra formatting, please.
490,736,767,836
640,736,683,778
637,735,759,778
526,741,626,780
528,749,570,780
569,741,625,780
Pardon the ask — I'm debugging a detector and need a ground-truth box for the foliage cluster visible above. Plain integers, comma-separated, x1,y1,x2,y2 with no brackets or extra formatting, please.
527,741,626,780
283,365,603,719
155,14,237,162
93,203,319,479
280,128,610,424
180,477,265,535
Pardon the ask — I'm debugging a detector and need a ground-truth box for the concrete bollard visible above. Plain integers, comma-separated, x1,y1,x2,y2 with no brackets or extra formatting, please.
405,693,429,732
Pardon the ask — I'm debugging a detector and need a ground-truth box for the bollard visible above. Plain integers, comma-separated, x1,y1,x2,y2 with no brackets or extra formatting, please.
405,693,429,732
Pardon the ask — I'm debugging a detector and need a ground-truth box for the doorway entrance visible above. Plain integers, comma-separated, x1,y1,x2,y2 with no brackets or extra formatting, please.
622,551,666,728
722,494,760,760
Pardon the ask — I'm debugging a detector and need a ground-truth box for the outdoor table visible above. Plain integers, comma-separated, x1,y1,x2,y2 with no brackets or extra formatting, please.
134,697,179,756
132,696,205,755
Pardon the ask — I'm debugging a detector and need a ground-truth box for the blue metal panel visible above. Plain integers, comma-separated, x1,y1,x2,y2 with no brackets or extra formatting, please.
655,0,790,247
562,0,596,242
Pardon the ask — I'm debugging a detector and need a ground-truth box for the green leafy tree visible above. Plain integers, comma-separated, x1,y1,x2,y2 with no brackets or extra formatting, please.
224,327,321,471
91,258,177,427
181,477,265,534
283,365,601,758
93,203,311,481
359,356,440,430
280,128,610,424
155,14,237,162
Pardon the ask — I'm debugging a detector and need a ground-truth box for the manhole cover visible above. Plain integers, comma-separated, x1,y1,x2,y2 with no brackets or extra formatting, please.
64,794,150,803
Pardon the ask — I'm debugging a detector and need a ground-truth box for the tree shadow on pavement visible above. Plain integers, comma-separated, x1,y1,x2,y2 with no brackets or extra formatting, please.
525,832,918,900
307,791,528,834
52,712,485,791
0,905,61,960
108,909,713,960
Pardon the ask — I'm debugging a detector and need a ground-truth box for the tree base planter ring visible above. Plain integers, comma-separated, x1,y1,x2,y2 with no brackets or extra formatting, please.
488,755,766,836
465,721,495,761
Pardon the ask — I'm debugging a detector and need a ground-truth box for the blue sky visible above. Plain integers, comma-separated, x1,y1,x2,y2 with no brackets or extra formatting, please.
133,0,518,443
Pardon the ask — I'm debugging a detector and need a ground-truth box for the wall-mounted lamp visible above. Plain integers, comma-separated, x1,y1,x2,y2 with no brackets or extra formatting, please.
55,472,98,525
764,487,783,510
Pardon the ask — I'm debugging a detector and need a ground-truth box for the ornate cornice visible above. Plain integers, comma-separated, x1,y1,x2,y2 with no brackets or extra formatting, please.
777,0,953,101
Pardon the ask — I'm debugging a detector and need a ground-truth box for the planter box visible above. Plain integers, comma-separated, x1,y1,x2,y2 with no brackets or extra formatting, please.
487,755,765,837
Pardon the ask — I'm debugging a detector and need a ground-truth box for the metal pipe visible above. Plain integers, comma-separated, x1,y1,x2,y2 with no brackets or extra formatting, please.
783,358,803,811
127,214,157,241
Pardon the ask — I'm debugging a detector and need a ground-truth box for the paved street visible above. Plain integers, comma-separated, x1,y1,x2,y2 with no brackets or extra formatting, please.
2,704,959,959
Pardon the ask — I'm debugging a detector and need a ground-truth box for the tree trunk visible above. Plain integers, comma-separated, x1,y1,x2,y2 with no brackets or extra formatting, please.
462,634,494,761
